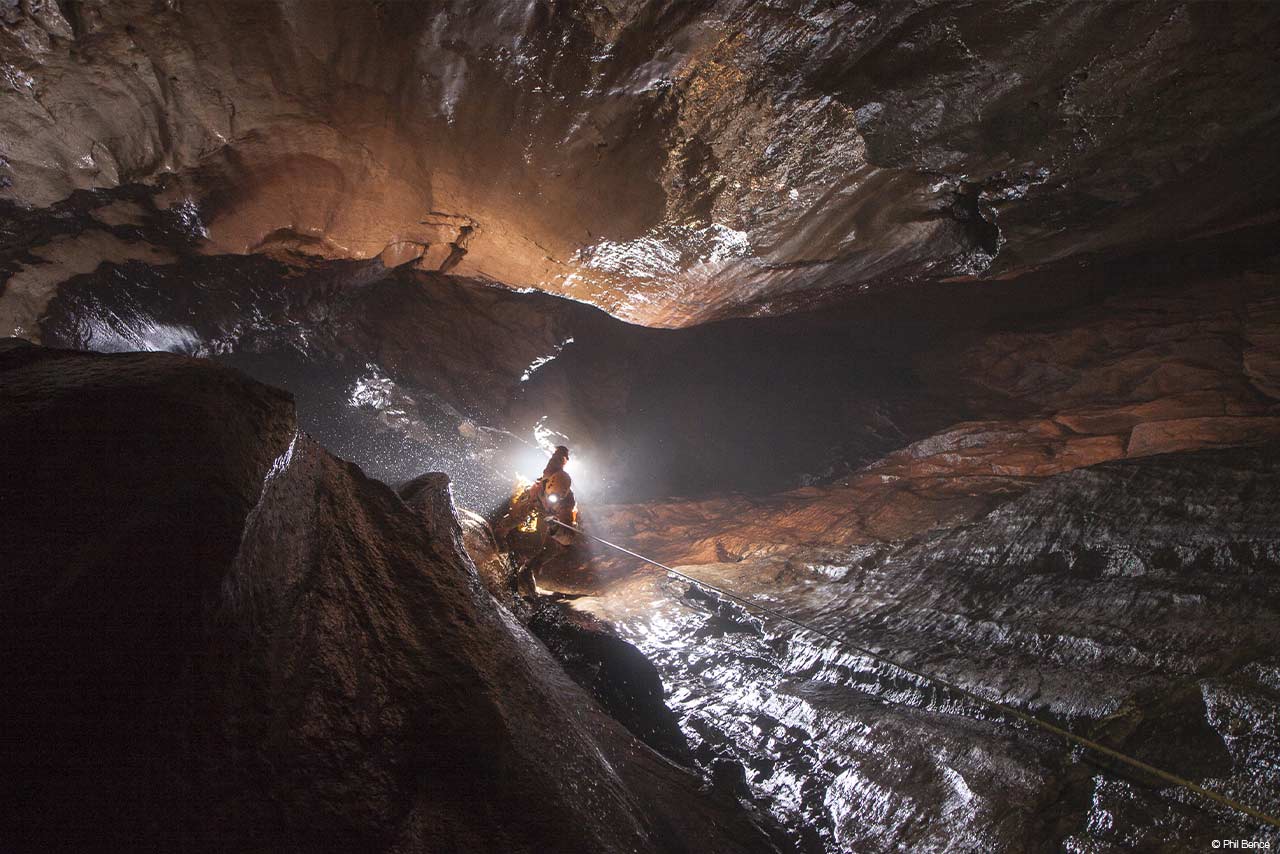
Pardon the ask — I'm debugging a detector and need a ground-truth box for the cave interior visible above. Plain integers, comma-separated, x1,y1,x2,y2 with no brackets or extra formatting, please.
2,1,1280,852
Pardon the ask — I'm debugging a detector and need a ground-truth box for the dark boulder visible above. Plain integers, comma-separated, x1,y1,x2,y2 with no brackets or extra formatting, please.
0,344,777,854
528,602,693,765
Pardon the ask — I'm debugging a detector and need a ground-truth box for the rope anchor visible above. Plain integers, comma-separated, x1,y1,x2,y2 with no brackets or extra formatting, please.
553,519,1280,830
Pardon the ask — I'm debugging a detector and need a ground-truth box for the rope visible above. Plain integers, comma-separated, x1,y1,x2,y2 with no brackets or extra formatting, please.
552,519,1280,830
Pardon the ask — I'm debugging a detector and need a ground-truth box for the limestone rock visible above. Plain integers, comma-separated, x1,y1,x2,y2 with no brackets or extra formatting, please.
3,1,1278,325
0,344,777,854
577,445,1280,851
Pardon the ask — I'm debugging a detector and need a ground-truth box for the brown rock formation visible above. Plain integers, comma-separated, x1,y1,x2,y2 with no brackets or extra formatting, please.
3,3,1280,847
3,1,1279,327
565,270,1280,577
572,444,1280,850
0,341,776,854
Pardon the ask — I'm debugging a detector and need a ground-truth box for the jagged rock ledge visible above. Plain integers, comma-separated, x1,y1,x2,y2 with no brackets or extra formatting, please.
0,340,776,854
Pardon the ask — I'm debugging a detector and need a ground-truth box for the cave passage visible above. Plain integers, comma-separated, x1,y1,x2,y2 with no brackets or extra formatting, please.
26,215,1280,851
4,2,1280,853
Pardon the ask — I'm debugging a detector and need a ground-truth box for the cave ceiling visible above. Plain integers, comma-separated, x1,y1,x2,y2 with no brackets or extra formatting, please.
2,0,1278,331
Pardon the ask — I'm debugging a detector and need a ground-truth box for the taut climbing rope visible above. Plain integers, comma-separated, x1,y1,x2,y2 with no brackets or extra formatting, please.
553,520,1280,830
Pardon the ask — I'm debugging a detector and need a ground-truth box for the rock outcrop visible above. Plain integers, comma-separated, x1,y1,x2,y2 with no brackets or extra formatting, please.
575,444,1280,851
3,1,1279,326
400,473,691,764
0,341,776,854
526,602,693,765
545,268,1280,576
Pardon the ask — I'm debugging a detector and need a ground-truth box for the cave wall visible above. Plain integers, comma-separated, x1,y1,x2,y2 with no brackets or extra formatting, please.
4,2,1279,850
578,443,1280,851
0,340,777,854
27,222,1280,510
3,0,1278,329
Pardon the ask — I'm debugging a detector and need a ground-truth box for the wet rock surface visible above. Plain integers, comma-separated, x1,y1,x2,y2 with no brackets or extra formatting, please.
3,1,1278,325
3,1,1279,850
33,250,955,504
0,344,777,854
527,602,693,765
0,184,208,339
558,266,1280,578
39,254,596,506
575,445,1280,851
16,229,1280,851
413,477,692,765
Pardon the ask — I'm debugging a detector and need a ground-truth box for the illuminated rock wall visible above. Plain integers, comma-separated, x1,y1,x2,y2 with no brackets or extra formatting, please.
4,0,1278,327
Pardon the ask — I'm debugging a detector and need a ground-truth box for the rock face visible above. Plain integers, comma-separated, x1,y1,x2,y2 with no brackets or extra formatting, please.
34,249,599,506
553,267,1280,573
4,4,1279,849
526,602,693,765
0,342,776,854
3,1,1279,326
401,473,691,763
575,445,1280,851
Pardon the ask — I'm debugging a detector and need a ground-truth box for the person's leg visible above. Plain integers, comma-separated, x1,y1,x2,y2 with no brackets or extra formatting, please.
515,560,536,597
519,513,555,594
